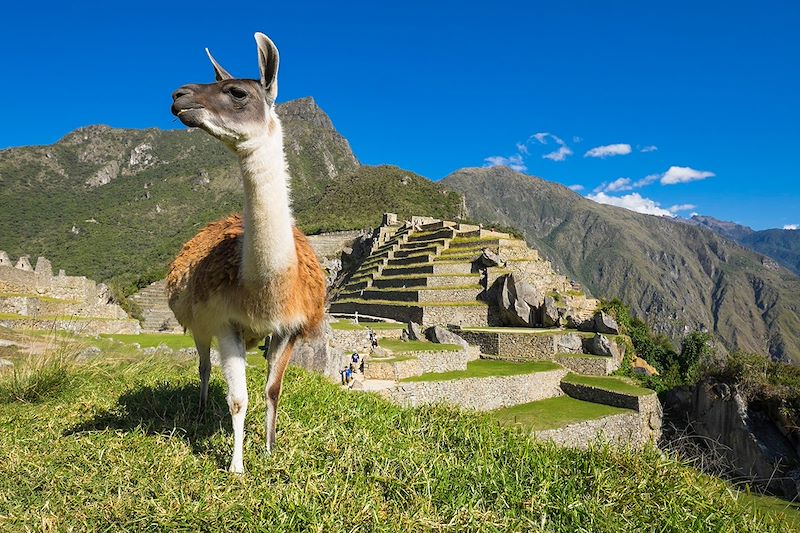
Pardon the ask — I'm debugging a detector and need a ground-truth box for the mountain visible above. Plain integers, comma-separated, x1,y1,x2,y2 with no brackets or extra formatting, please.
441,166,800,364
687,215,800,276
0,97,458,294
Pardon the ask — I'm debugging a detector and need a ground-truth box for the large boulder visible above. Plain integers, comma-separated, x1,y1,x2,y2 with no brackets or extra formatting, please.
496,274,544,327
556,333,583,353
291,321,345,381
407,321,425,341
474,248,506,269
542,296,560,327
589,311,619,334
426,325,469,350
589,333,615,357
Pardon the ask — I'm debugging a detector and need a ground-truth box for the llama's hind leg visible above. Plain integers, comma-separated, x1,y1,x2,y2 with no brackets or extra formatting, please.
264,332,297,453
195,337,212,415
219,328,248,474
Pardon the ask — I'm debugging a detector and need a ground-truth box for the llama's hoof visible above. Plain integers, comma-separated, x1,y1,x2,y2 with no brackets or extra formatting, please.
228,462,244,475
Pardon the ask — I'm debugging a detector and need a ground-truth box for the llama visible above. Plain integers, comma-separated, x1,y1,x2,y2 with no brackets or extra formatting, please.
168,33,326,473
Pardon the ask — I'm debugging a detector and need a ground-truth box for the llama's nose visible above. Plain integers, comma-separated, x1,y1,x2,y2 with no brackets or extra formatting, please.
172,85,198,101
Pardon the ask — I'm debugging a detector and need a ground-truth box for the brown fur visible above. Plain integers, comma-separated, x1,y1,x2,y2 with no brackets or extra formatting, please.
166,213,325,346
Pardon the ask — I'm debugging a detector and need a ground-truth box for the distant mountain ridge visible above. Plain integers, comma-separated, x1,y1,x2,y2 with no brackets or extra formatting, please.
0,97,459,294
441,166,800,364
686,215,800,276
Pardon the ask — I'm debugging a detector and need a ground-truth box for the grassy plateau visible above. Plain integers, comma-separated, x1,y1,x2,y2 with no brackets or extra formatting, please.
0,342,797,531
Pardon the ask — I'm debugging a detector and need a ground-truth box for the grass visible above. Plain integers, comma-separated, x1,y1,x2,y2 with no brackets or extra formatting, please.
368,355,415,364
379,338,461,353
0,313,120,322
0,347,79,403
492,396,633,431
402,359,561,382
0,351,794,530
98,332,196,350
330,321,405,331
376,273,480,280
562,373,655,397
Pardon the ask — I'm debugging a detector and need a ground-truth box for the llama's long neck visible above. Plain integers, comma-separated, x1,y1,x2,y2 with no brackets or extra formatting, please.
236,117,297,284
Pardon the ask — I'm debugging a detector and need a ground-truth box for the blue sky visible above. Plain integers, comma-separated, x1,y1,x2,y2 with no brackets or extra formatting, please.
1,1,798,230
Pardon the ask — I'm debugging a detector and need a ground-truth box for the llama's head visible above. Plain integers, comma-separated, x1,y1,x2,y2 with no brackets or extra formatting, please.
172,33,279,149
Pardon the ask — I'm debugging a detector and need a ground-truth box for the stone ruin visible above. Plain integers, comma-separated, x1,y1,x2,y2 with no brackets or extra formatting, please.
0,250,140,334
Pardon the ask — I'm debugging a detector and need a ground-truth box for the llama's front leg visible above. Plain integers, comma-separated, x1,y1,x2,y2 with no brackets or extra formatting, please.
264,332,297,453
194,337,212,415
219,329,248,474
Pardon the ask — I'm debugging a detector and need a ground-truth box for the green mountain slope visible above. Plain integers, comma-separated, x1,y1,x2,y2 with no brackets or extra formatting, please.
0,98,457,294
441,166,800,364
688,215,800,276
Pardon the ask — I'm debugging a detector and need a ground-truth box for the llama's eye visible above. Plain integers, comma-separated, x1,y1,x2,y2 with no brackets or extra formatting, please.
229,87,248,99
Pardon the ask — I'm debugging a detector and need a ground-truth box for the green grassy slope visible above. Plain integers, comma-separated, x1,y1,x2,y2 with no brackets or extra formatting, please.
441,166,800,364
0,353,794,531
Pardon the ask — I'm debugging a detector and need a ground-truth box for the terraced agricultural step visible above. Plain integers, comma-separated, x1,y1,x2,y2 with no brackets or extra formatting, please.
379,365,568,410
372,274,481,289
454,327,596,359
417,220,457,231
386,254,435,267
381,262,474,277
394,245,441,258
356,287,481,303
329,299,489,326
406,228,456,242
554,353,615,376
402,239,450,250
456,229,511,239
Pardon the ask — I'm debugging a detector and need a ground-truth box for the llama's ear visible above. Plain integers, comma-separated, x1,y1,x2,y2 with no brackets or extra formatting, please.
255,32,279,103
205,48,233,81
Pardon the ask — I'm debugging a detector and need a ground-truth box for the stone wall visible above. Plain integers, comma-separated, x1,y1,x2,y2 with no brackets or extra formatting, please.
534,412,649,449
560,383,663,443
380,368,568,410
306,230,365,259
366,347,479,379
0,254,140,334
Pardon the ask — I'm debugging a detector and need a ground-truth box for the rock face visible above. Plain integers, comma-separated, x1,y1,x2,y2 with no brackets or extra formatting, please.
497,274,544,327
556,333,583,354
689,380,800,499
426,325,469,350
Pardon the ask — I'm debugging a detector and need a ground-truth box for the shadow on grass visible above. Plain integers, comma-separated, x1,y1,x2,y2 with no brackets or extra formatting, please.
64,381,231,466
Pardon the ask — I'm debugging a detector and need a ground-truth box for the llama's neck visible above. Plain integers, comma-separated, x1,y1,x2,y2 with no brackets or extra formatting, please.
236,118,297,283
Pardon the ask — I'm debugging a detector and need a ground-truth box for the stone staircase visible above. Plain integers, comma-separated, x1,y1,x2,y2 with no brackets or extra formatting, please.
330,215,661,449
130,280,182,333
330,219,530,326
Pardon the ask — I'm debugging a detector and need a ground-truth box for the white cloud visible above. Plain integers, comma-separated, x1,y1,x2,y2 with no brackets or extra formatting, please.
533,132,549,144
586,192,674,217
640,145,658,153
515,142,529,155
659,166,715,185
603,177,633,193
573,136,583,143
668,203,697,213
632,166,715,188
784,224,799,230
584,143,632,159
484,154,527,172
543,145,573,161
568,184,584,191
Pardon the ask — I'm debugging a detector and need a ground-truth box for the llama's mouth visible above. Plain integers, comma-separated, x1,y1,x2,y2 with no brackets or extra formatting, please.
173,106,205,128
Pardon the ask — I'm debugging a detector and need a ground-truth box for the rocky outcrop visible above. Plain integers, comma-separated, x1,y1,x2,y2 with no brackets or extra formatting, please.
687,380,800,499
496,274,544,327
